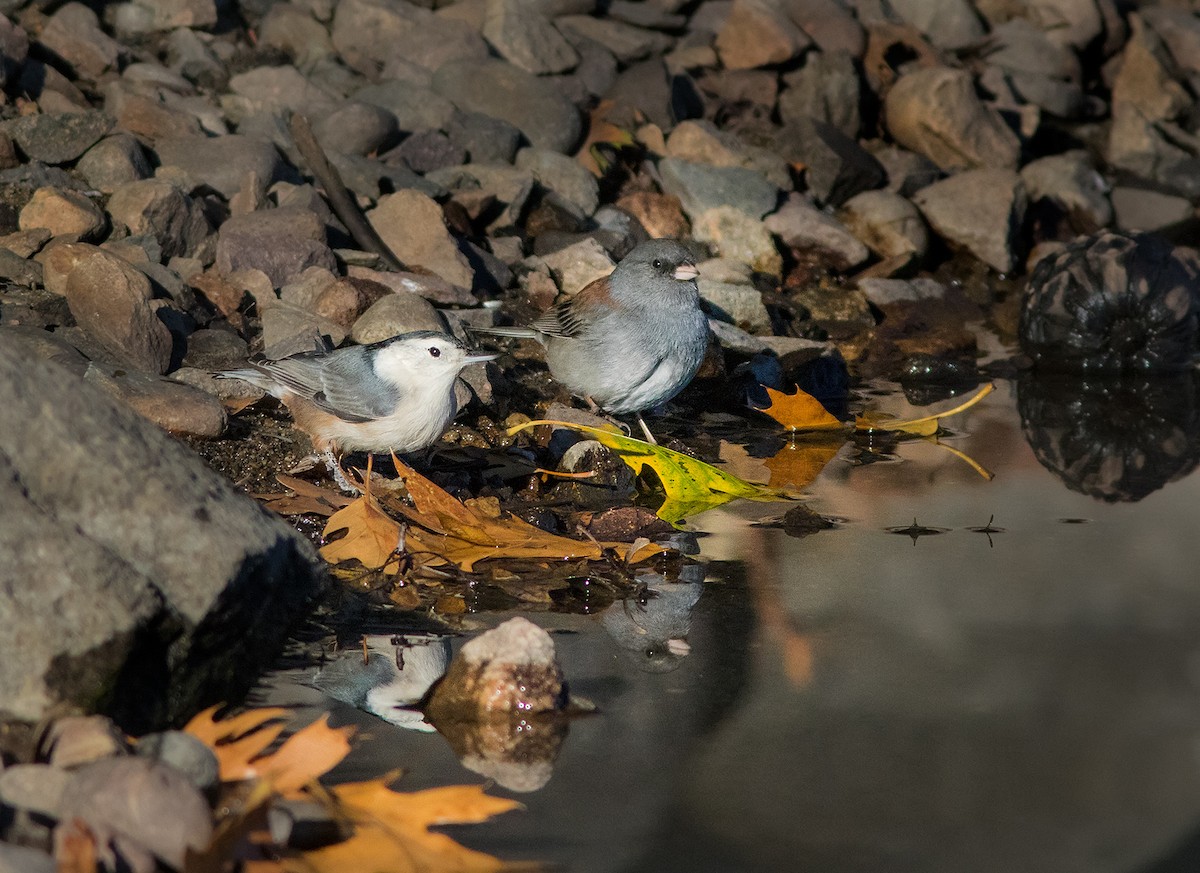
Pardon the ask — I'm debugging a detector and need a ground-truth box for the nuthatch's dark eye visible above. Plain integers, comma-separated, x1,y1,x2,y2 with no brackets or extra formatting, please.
428,346,441,358
652,258,663,269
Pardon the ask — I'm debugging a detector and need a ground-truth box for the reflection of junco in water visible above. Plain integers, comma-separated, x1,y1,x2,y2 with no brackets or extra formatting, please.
473,239,709,443
310,635,450,732
601,574,703,673
220,331,495,490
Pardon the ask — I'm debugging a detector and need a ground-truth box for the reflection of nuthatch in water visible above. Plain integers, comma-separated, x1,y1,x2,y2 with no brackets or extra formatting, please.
310,634,451,732
601,573,704,673
220,331,495,490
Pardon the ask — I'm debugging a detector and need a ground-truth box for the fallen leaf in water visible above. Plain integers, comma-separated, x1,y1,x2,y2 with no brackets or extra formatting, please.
389,458,663,570
510,420,798,524
183,707,354,794
320,488,405,574
763,435,846,490
757,385,844,431
255,475,354,517
855,383,995,435
298,777,522,873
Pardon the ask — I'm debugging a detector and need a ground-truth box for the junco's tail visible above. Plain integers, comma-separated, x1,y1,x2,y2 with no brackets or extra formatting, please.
469,325,541,340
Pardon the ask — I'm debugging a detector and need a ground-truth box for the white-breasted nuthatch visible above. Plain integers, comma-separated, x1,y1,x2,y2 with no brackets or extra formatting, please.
220,330,495,489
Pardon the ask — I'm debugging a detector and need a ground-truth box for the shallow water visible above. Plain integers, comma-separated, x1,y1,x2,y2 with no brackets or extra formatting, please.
263,376,1200,872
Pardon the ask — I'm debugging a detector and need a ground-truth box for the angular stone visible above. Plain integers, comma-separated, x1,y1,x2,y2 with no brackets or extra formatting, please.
106,179,210,260
330,0,427,76
261,303,347,359
837,190,928,262
885,67,1021,171
483,0,579,74
693,206,783,277
1020,151,1112,230
887,0,985,50
767,195,870,270
85,365,227,438
516,147,600,217
385,15,490,73
776,116,884,206
215,207,336,288
785,0,865,55
2,111,113,165
541,237,615,294
914,169,1027,273
659,157,779,220
445,110,522,164
77,134,152,194
1110,187,1193,234
367,190,474,288
558,15,673,63
392,130,466,175
350,291,445,344
19,187,106,241
716,0,811,69
39,3,121,79
155,134,283,200
779,49,861,137
615,191,690,239
347,265,477,306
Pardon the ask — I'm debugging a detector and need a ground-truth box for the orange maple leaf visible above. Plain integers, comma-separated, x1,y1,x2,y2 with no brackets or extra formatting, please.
757,385,844,432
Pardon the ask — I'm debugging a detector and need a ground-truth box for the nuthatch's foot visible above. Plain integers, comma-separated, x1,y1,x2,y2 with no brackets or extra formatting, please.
321,450,360,494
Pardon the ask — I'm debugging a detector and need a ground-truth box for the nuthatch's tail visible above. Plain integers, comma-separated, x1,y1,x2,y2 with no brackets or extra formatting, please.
216,367,283,398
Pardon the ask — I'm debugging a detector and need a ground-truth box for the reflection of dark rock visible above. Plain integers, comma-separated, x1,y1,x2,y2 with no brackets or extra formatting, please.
899,354,981,406
1019,232,1200,373
1018,373,1200,502
600,574,703,673
428,708,568,793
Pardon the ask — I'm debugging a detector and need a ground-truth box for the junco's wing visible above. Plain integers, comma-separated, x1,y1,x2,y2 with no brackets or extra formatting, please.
530,275,615,338
251,346,402,423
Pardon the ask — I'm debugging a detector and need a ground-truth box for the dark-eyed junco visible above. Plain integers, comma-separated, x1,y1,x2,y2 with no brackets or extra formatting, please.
220,330,495,490
475,238,709,442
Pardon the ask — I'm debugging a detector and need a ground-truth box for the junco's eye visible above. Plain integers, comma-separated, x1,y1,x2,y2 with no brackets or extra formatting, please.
652,258,663,269
428,347,441,358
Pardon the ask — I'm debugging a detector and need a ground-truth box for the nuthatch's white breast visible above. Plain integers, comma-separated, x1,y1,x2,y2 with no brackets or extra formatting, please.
221,330,495,487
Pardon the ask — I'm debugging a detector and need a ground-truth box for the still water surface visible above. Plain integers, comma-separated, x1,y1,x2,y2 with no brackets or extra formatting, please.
263,377,1200,872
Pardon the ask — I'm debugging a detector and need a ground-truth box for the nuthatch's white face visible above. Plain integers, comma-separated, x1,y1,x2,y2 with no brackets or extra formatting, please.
372,333,496,391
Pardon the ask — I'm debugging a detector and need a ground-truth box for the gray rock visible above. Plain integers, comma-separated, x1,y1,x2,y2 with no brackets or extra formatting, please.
0,345,323,724
2,111,113,165
261,303,347,359
215,207,336,288
658,157,779,219
1144,7,1200,77
693,206,783,277
154,134,283,200
330,0,427,76
604,57,679,130
885,67,1021,171
85,364,229,437
765,195,870,270
913,169,1027,273
870,144,942,197
1020,151,1112,230
181,328,249,370
858,277,947,306
0,765,69,817
837,190,929,262
136,731,220,793
715,0,810,69
226,65,340,121
259,2,336,65
38,3,121,79
313,101,398,157
1110,187,1194,234
0,843,55,873
426,163,536,231
330,152,448,202
102,79,205,144
367,190,474,287
665,119,791,189
112,0,217,33
484,0,579,74
172,366,265,404
516,147,600,216
557,15,673,63
392,130,466,175
165,27,226,87
541,237,615,294
63,247,174,374
346,266,477,306
774,116,884,206
445,110,522,164
19,187,106,241
0,248,42,287
77,133,152,194
698,274,771,333
433,58,583,153
778,50,861,138
983,18,1084,117
384,14,491,73
609,0,686,29
106,179,211,260
355,81,457,133
887,0,985,50
59,757,212,870
785,0,865,55
1025,0,1105,51
350,291,445,343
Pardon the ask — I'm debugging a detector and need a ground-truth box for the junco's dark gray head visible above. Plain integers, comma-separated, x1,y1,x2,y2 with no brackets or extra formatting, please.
616,239,699,285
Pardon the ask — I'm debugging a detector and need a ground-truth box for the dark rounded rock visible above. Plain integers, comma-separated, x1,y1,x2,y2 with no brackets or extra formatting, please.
4,111,113,164
1019,232,1200,373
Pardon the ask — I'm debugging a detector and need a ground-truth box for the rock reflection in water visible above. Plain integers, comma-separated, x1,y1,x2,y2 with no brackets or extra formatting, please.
1018,372,1200,502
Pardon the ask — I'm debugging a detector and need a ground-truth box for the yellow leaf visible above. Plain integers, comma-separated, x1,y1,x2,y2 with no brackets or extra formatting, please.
388,458,664,570
320,491,404,574
855,383,995,435
509,420,797,524
757,385,845,432
295,778,522,873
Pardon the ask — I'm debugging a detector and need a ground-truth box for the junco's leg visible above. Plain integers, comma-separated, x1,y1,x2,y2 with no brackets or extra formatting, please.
635,413,658,445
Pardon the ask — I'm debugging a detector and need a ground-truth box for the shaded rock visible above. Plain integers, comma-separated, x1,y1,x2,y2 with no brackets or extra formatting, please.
885,67,1021,171
426,617,568,719
0,248,42,287
870,144,942,197
604,57,685,131
62,247,173,374
433,58,583,153
85,364,228,437
215,207,336,288
0,345,324,725
261,303,346,359
778,50,861,137
312,102,398,157
113,0,217,33
1144,7,1200,77
665,119,791,188
693,206,783,277
368,190,474,288
3,111,112,165
0,228,50,259
983,18,1084,118
609,0,687,29
658,157,779,220
483,0,579,74
766,195,870,270
392,129,466,175
616,191,690,239
154,134,283,200
914,169,1027,274
181,328,249,370
330,0,427,76
857,297,978,378
347,265,477,306
355,81,457,134
77,133,152,194
858,277,947,307
558,15,674,63
715,0,811,69
102,79,205,144
445,110,522,164
1020,151,1112,231
226,65,339,120
350,291,445,344
1025,0,1105,51
385,15,491,73
1020,231,1200,373
331,152,448,203
789,283,873,338
1110,187,1194,235
106,179,210,260
311,277,389,331
18,187,106,241
39,3,121,79
0,764,69,817
775,116,884,206
554,439,637,509
698,271,771,333
786,0,865,55
516,147,600,217
58,756,212,870
838,190,928,262
136,731,220,793
541,237,615,294
887,0,985,50
426,163,536,232
259,2,336,65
